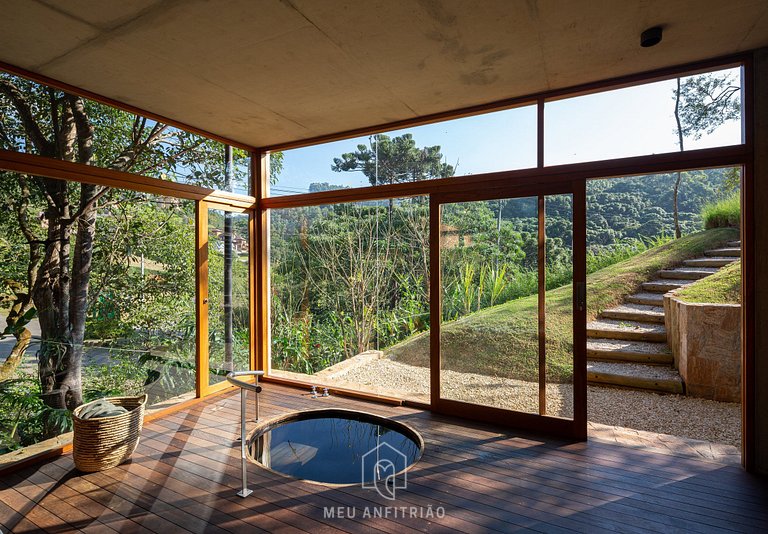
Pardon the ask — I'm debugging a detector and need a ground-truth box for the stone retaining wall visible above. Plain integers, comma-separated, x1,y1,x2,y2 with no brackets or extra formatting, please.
664,295,741,403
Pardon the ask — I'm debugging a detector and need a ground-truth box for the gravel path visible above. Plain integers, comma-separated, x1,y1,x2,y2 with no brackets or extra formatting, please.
334,359,741,448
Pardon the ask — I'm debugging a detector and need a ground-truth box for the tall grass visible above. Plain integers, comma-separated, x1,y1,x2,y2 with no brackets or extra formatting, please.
701,193,740,229
442,235,671,322
587,234,672,274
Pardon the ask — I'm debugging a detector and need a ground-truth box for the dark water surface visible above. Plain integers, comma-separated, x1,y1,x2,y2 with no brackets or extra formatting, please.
248,413,421,484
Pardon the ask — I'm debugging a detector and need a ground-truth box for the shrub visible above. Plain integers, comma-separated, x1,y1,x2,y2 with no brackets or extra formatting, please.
701,193,740,229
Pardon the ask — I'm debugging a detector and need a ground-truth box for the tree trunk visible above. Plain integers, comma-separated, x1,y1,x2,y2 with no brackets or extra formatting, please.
34,181,100,417
673,78,685,239
0,329,31,381
673,172,682,239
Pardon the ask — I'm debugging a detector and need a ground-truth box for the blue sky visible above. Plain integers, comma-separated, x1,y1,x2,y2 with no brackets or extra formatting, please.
271,68,741,196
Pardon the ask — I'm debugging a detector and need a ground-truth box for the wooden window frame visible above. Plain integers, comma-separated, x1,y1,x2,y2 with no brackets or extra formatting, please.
255,55,754,461
0,53,755,467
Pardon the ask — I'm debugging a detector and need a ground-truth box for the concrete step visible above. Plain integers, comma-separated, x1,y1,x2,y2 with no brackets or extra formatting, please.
683,257,737,268
658,267,719,280
626,292,664,306
705,247,741,257
587,319,667,342
601,303,665,324
587,362,684,394
726,240,741,247
587,339,673,364
641,279,694,293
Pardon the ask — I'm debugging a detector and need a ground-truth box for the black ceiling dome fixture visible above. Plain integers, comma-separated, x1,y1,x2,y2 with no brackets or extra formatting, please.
641,26,663,47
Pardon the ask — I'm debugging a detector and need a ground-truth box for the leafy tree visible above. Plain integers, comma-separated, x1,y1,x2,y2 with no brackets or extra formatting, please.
0,72,227,416
672,71,740,237
332,133,455,186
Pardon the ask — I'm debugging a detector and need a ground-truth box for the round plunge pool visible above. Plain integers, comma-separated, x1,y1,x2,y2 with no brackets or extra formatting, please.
246,408,424,485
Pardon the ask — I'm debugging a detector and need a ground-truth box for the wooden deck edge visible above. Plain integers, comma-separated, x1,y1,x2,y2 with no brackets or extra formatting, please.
0,387,238,477
0,432,73,476
261,374,403,406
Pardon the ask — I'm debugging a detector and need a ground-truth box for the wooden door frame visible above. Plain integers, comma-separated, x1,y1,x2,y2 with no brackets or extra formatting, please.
429,179,587,440
196,201,252,397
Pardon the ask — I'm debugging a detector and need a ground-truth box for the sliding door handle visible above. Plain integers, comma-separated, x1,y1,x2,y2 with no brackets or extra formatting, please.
575,282,586,312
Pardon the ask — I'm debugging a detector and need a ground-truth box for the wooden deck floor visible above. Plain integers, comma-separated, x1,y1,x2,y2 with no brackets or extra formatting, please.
2,383,767,533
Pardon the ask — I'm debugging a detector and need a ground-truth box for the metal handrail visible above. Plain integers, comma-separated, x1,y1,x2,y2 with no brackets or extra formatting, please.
226,370,264,498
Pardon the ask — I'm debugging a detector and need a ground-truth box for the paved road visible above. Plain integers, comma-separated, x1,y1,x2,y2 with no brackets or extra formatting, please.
1,314,116,376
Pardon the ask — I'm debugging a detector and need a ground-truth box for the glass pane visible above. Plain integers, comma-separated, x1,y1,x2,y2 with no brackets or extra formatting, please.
545,194,574,419
270,106,536,196
439,197,540,413
269,199,430,403
1,171,197,455
208,209,250,385
545,67,742,166
0,70,251,194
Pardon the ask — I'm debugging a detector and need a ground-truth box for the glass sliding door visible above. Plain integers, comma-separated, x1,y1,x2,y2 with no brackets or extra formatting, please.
206,207,251,387
433,182,586,438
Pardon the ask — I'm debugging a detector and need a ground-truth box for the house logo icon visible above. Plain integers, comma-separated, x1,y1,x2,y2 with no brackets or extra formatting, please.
361,442,408,500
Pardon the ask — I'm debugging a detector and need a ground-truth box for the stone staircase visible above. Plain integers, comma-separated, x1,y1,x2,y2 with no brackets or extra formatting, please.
586,240,740,394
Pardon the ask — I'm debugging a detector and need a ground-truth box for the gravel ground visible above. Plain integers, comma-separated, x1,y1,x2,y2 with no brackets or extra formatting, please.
334,359,741,447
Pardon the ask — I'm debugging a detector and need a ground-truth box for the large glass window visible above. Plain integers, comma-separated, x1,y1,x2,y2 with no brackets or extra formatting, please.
269,198,430,402
0,171,197,454
207,208,250,385
545,67,742,165
271,105,537,196
0,71,251,194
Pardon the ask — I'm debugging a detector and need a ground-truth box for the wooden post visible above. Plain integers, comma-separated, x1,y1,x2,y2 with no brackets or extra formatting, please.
537,97,545,168
429,195,441,406
195,201,210,397
538,195,546,415
253,151,270,373
572,180,588,439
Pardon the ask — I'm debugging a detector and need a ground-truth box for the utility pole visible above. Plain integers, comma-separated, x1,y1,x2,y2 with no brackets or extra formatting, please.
224,145,234,371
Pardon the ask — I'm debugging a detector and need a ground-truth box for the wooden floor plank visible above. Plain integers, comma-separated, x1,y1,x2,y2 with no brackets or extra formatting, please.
2,384,767,534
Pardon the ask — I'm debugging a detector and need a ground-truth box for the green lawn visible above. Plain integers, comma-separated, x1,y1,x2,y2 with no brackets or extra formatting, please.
385,228,739,383
675,259,741,304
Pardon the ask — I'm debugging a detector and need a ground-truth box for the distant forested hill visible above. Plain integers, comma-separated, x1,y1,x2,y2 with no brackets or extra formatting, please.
502,168,736,251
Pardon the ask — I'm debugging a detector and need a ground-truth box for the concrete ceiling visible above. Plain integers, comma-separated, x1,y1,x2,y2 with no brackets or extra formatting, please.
1,0,767,149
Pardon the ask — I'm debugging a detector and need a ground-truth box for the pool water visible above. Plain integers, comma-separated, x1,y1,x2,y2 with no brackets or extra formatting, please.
247,411,422,484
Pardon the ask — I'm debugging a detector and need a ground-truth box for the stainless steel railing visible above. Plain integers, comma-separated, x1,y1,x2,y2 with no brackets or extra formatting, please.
226,370,264,498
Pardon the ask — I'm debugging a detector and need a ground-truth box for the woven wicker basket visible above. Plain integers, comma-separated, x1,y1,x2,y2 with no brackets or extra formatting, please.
72,393,148,472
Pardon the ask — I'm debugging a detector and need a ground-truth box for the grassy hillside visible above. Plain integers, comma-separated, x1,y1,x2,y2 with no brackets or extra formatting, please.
675,259,741,304
385,228,739,383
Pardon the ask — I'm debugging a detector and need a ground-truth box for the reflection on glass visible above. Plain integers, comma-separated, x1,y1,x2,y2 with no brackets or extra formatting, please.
208,209,250,385
269,198,430,402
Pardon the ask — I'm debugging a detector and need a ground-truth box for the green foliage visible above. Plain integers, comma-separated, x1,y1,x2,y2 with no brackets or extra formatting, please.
701,192,740,229
676,71,741,142
0,378,72,453
675,260,741,304
82,351,147,401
